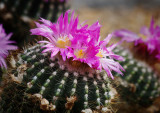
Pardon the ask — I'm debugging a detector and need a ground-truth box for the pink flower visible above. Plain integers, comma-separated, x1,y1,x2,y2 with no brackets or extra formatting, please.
67,36,99,67
113,29,142,45
31,10,124,79
140,18,160,53
114,18,160,60
156,54,160,59
95,34,125,79
31,10,81,60
0,24,17,68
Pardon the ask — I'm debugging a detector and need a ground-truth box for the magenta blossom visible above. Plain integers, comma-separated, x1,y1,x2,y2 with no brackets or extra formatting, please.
67,37,99,68
0,24,17,68
31,10,79,61
95,34,125,79
113,29,142,45
31,10,124,79
114,18,160,59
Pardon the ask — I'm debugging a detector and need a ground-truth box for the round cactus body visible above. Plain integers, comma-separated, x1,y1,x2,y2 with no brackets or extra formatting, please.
0,0,67,47
113,46,160,106
0,44,118,113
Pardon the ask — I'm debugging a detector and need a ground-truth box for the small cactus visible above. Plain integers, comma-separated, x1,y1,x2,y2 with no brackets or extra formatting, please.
113,46,160,107
0,44,118,113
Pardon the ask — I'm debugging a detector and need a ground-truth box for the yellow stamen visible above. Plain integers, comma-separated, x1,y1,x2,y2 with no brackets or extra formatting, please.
56,37,71,48
96,51,103,58
75,49,85,58
138,34,146,39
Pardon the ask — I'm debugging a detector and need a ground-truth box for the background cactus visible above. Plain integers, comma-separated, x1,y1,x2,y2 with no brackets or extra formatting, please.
1,0,67,22
0,0,67,47
0,44,118,113
113,46,160,112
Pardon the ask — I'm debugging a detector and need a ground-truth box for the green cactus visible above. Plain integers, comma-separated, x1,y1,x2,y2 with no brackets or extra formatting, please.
113,46,160,106
0,44,118,113
1,0,66,21
0,0,67,47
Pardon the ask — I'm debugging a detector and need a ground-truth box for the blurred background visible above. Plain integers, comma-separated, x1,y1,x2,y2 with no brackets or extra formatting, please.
1,0,160,44
70,0,160,75
69,0,160,38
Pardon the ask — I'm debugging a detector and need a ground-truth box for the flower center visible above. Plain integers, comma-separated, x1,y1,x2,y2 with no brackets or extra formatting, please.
138,34,147,39
96,51,103,58
75,49,85,58
56,37,71,48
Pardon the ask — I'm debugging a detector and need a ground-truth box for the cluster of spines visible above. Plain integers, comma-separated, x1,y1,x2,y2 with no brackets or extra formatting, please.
1,44,116,112
113,46,160,104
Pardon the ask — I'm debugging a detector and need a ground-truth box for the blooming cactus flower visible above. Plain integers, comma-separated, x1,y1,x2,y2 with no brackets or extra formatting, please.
31,10,124,79
68,36,99,68
0,24,17,68
31,10,77,61
113,29,142,45
95,34,125,79
114,18,160,60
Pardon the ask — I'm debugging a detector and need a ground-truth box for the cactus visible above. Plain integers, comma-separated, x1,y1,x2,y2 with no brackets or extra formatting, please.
0,0,67,47
113,46,160,107
0,0,66,22
0,44,118,113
